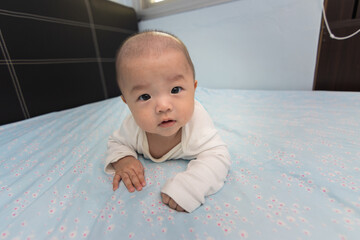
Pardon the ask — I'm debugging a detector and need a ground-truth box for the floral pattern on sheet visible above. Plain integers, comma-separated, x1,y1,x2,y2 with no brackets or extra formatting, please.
1,88,360,240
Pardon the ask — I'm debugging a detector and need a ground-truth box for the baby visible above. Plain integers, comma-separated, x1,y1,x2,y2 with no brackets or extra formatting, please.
104,30,230,213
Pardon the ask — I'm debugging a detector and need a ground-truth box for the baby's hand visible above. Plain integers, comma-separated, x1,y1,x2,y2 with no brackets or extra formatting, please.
161,193,186,212
112,156,146,192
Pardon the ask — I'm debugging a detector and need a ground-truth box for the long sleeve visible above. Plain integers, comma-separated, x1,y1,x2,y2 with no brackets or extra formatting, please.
104,115,140,174
161,144,230,213
161,102,231,213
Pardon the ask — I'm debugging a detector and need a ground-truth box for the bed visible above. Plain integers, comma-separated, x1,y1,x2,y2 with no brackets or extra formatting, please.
1,1,360,240
1,87,360,239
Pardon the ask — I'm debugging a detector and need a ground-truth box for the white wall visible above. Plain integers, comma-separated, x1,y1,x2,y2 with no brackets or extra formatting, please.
138,0,324,90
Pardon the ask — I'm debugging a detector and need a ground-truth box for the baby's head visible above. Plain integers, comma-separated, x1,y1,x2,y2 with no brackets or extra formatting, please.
115,30,198,138
116,30,195,93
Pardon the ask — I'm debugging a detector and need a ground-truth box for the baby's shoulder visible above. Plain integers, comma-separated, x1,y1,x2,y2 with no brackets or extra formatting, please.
182,101,218,151
188,100,215,129
119,114,141,136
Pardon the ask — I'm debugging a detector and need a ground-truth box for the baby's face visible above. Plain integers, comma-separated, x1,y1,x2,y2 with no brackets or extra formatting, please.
119,49,197,138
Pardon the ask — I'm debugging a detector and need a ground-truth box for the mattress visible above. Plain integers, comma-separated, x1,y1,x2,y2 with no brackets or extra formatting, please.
1,87,359,239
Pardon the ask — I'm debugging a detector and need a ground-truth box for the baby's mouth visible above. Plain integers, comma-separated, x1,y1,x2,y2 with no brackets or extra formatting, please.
159,120,176,128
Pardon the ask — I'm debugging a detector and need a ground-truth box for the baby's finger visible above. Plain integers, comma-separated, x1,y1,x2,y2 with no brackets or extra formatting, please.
112,174,121,191
135,167,146,187
161,193,170,204
129,169,143,191
176,205,185,212
121,173,135,192
169,198,178,210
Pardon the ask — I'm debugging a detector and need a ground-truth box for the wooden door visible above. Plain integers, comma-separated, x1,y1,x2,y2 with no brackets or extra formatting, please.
314,0,360,91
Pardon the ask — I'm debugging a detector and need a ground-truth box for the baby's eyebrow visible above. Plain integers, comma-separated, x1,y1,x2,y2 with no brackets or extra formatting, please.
130,83,150,94
168,74,185,82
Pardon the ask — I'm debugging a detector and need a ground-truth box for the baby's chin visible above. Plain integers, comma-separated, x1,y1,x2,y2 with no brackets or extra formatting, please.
147,127,182,138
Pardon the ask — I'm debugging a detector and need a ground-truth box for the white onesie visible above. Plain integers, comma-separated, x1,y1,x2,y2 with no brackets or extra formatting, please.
105,100,231,212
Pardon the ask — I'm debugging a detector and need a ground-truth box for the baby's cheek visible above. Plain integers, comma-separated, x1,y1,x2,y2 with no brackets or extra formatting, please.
134,113,155,131
180,105,194,123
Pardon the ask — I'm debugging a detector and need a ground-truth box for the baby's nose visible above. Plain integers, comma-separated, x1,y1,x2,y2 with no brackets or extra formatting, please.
156,98,172,113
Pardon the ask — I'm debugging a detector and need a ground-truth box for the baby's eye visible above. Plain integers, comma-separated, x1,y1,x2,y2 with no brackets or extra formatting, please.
171,87,182,94
138,94,151,101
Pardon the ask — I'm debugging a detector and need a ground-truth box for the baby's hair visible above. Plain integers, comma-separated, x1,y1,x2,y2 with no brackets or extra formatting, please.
115,30,195,95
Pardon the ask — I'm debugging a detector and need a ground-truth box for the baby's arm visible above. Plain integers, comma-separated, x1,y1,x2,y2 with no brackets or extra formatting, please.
161,144,230,213
105,115,145,191
112,156,146,192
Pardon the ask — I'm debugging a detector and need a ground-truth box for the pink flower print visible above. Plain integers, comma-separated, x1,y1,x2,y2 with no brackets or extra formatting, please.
223,227,231,234
82,231,89,238
345,208,354,214
1,231,10,238
277,220,285,226
344,218,352,224
161,228,167,233
239,230,248,238
59,225,66,232
128,232,135,238
339,234,347,240
69,231,77,238
333,209,342,214
287,216,296,222
107,225,115,231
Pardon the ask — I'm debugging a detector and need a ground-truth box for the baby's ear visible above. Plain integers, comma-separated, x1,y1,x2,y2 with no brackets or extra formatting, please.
121,95,127,104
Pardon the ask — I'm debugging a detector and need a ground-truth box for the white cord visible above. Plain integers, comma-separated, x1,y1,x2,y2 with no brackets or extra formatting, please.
322,2,360,40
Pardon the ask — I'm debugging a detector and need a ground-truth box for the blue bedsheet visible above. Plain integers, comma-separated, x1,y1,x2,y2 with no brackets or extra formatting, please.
1,88,359,239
